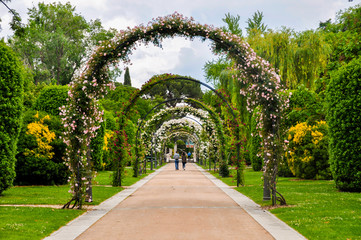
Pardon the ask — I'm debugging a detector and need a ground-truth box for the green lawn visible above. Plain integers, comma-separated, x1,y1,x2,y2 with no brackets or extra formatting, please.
0,169,155,240
0,207,84,240
210,167,361,240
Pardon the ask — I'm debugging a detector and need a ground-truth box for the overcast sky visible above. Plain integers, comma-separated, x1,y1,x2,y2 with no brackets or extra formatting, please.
1,0,359,88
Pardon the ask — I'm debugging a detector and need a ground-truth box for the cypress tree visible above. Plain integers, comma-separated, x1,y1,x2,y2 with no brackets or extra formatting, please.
124,67,131,86
0,41,24,194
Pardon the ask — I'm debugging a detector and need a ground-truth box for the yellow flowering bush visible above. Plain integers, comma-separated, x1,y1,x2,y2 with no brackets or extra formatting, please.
15,110,69,185
101,130,114,170
285,121,331,179
24,113,56,159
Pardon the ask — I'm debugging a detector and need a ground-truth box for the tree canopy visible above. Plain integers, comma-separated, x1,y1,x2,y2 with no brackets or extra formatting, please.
8,2,115,85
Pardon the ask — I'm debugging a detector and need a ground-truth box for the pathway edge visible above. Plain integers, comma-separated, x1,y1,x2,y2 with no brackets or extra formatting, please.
195,164,307,240
43,166,166,240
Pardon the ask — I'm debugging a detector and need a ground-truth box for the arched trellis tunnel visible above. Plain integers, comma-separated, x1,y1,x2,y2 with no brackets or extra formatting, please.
135,98,226,171
116,76,241,187
61,13,286,208
136,103,218,171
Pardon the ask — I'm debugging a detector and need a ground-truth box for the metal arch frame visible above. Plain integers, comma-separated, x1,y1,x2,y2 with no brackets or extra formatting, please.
135,98,224,158
160,129,202,160
134,98,221,172
148,116,204,170
121,77,242,187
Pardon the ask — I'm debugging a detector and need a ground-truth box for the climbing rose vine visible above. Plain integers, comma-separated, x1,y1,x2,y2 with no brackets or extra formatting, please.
62,12,287,208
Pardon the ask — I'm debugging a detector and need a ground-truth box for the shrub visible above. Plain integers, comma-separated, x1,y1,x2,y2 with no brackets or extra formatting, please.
285,85,325,127
90,121,105,171
285,121,331,179
250,109,263,171
219,162,230,177
34,85,68,116
102,130,114,170
327,57,361,191
0,41,24,194
15,111,69,185
104,111,116,130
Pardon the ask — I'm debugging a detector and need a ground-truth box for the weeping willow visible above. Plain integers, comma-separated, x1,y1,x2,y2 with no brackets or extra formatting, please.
247,28,331,90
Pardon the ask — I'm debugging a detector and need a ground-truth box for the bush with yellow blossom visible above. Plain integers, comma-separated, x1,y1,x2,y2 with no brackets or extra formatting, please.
285,121,331,179
24,112,55,159
15,110,69,185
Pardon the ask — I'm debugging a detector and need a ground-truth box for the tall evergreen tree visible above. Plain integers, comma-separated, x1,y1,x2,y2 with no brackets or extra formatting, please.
123,67,132,86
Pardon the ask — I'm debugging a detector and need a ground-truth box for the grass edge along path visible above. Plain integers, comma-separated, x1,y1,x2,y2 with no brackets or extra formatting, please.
204,165,361,240
0,167,158,240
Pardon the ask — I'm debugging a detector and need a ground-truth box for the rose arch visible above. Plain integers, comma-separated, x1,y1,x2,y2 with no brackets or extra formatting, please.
139,104,224,164
61,12,287,208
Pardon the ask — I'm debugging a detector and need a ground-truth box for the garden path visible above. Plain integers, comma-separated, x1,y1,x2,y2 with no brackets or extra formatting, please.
46,163,306,240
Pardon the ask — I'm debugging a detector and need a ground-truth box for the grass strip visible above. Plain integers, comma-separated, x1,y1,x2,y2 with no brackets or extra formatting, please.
0,169,156,240
0,207,84,240
208,167,361,240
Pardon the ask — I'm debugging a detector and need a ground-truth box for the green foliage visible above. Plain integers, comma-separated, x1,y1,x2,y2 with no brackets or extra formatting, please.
203,57,231,88
8,2,115,85
100,84,154,123
104,110,116,130
219,162,230,177
90,121,105,171
15,110,69,185
221,13,243,37
34,85,68,116
336,4,361,33
123,67,132,86
147,74,203,107
250,112,263,171
286,85,325,127
176,139,186,152
327,57,361,191
166,141,175,149
285,121,331,180
246,10,268,36
0,41,24,194
248,28,330,90
321,5,361,75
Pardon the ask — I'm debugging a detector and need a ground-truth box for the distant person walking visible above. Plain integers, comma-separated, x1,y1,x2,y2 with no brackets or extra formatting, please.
187,151,191,161
182,152,187,170
173,151,180,170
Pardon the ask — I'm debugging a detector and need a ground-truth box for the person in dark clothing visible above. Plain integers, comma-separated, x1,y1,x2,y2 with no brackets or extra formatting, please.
182,152,187,170
173,151,180,170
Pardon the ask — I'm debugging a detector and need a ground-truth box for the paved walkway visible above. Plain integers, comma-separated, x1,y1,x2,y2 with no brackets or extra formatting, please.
45,163,306,240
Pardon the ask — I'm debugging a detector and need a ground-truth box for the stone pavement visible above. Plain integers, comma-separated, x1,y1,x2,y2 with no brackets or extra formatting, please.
45,163,307,240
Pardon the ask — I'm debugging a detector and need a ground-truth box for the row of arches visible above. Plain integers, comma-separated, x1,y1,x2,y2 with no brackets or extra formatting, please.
61,13,285,208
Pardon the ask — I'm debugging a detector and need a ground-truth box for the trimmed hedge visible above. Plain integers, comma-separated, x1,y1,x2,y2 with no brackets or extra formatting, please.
34,85,68,116
0,41,24,194
327,57,361,191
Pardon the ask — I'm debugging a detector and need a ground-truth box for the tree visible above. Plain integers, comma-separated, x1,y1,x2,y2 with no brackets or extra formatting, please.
123,67,132,86
0,40,24,194
8,2,115,85
222,13,243,37
327,57,361,192
246,10,268,36
147,74,203,107
0,0,23,36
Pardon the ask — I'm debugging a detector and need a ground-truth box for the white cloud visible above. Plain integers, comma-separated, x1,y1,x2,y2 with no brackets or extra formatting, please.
1,0,359,89
103,16,138,31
